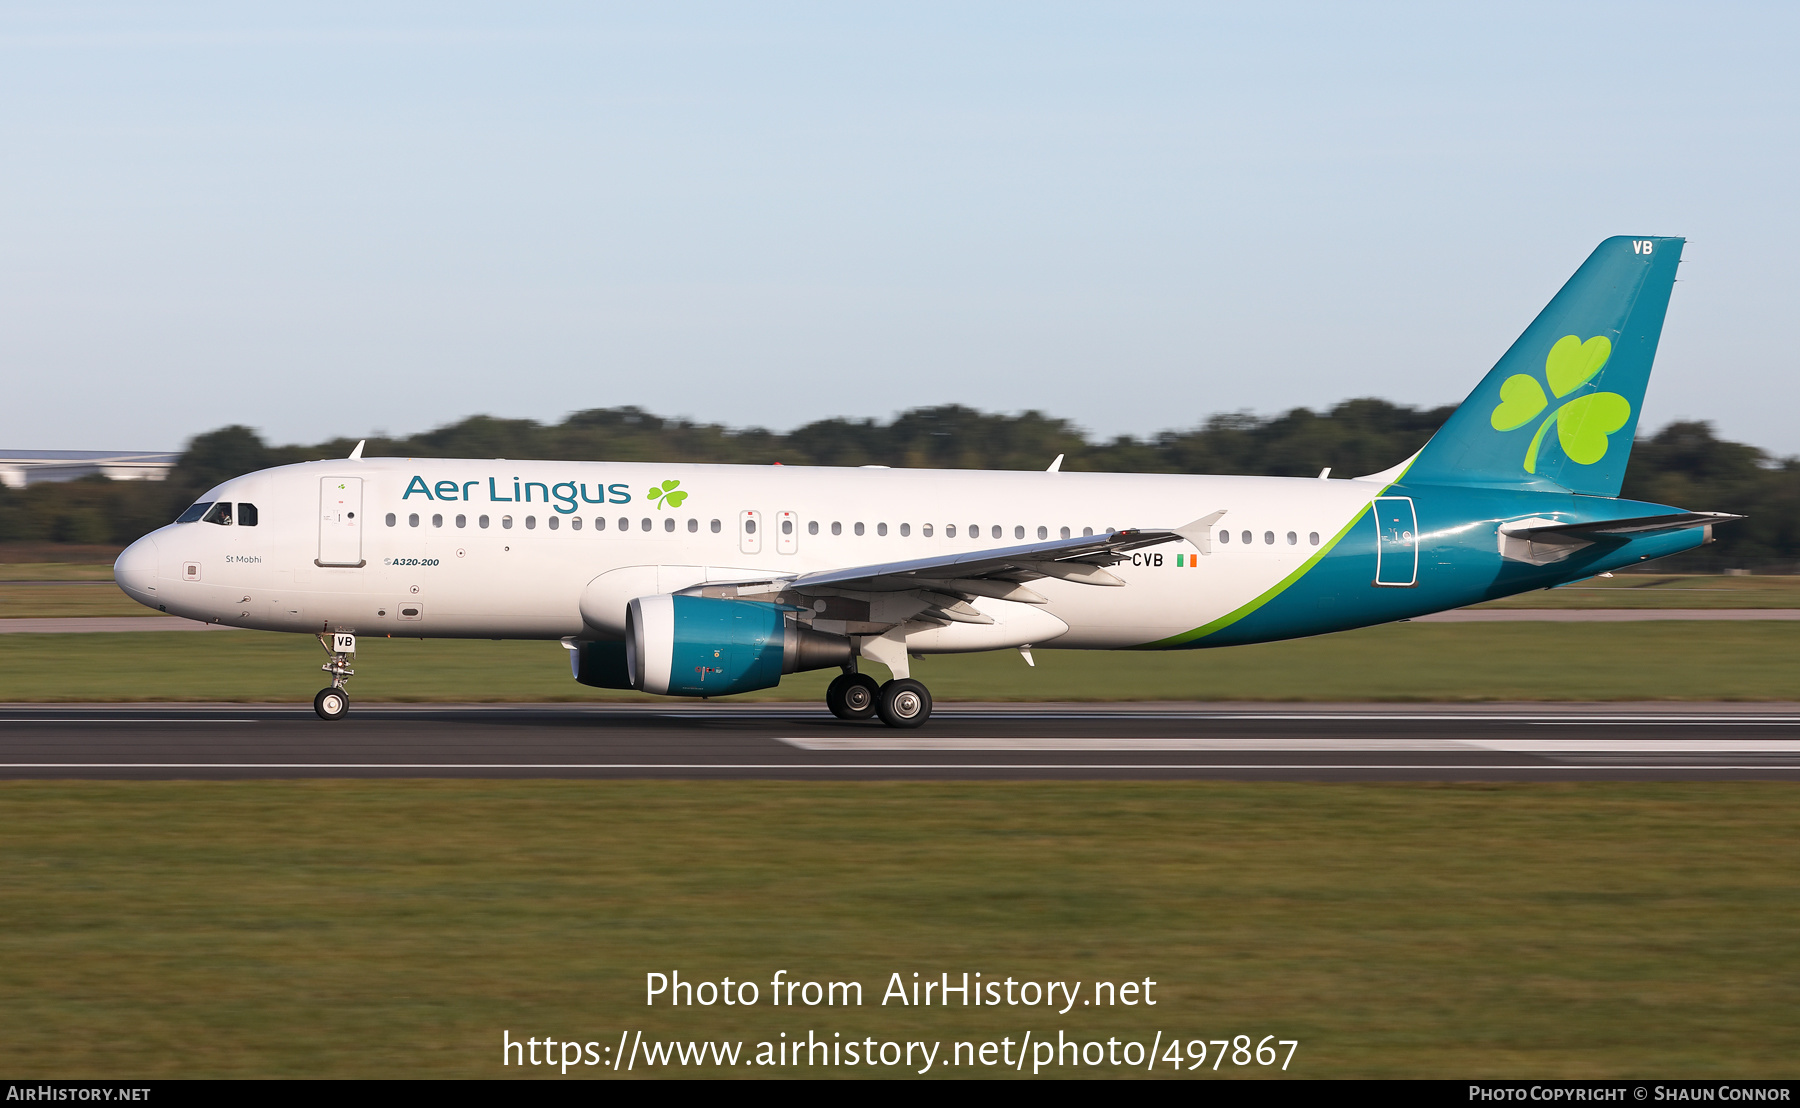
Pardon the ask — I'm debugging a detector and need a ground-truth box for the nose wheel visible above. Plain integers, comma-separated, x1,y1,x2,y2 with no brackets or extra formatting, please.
314,687,350,721
314,632,356,721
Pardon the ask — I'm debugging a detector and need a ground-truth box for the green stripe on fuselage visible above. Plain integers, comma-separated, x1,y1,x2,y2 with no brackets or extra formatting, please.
1136,497,1376,650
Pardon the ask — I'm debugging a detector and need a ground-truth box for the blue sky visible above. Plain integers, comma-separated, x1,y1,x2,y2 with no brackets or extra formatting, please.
3,3,1797,456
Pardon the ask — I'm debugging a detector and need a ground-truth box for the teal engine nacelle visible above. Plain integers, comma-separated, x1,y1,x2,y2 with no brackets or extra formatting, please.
575,593,853,697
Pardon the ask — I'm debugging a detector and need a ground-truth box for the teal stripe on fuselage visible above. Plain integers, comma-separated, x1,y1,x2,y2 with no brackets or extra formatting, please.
1144,483,1708,650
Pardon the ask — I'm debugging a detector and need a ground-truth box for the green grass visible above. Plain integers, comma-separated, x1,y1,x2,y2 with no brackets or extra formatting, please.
0,781,1796,1078
0,563,118,582
0,582,164,617
0,622,1795,703
1474,574,1800,609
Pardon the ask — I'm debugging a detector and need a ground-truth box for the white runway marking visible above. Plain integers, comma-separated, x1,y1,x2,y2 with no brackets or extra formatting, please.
0,719,258,724
0,762,1796,772
780,737,1800,752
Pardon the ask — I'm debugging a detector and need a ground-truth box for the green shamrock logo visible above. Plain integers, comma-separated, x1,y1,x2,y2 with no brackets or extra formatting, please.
1488,335,1631,473
646,479,686,509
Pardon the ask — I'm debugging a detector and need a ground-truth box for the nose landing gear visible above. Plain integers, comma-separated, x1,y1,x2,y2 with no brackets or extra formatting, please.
314,632,355,721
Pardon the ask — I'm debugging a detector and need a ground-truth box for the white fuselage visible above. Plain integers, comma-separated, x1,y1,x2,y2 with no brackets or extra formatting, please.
115,457,1387,649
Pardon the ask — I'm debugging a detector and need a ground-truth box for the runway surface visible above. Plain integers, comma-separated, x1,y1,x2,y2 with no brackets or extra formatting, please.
4,702,1800,780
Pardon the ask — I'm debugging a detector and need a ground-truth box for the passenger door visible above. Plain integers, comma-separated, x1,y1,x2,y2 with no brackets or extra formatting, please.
1373,496,1417,586
318,477,365,567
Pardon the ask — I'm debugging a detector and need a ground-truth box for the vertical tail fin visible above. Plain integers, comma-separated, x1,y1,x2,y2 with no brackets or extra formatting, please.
1404,236,1683,496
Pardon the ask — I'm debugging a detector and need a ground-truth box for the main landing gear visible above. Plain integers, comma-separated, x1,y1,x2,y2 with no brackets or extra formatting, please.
314,632,355,721
826,670,932,729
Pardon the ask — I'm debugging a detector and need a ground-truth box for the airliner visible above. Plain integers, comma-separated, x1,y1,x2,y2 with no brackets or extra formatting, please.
113,236,1737,726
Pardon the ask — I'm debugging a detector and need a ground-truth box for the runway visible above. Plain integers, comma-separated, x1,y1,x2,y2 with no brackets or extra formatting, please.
3,702,1800,780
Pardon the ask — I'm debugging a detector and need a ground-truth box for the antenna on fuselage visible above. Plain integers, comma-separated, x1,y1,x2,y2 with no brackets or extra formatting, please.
1046,454,1064,472
348,440,365,461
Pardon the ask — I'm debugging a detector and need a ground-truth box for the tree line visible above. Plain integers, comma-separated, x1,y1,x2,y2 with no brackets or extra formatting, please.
3,401,1795,568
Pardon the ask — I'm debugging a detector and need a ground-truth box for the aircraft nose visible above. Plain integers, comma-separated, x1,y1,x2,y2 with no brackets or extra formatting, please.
114,535,160,603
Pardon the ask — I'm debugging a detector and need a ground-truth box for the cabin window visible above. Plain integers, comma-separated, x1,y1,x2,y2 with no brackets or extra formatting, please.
876,523,887,537
1083,527,1094,537
1060,526,1070,539
664,517,675,532
1219,530,1230,544
455,514,467,528
237,503,259,527
502,516,513,529
991,525,1002,539
546,516,558,530
1287,531,1297,545
432,513,443,528
571,517,581,531
688,518,698,533
618,517,629,531
710,519,721,533
808,521,819,536
745,518,757,534
923,523,934,537
408,513,420,528
479,515,490,529
1264,531,1274,545
1240,530,1251,545
899,523,910,537
202,502,234,526
945,524,956,538
1037,526,1048,540
853,522,864,536
970,525,981,540
1309,532,1321,545
783,518,795,535
594,517,605,531
525,516,537,530
641,518,652,532
385,512,397,527
176,501,213,524
1014,525,1025,539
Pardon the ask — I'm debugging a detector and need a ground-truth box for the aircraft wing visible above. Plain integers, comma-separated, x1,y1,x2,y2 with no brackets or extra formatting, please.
680,513,1225,630
787,512,1226,595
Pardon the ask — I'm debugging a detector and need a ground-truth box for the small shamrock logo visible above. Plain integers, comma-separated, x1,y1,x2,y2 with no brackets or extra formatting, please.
646,479,687,509
1488,334,1631,473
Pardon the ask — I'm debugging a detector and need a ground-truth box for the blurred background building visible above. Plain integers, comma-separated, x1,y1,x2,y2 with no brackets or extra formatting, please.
0,451,178,489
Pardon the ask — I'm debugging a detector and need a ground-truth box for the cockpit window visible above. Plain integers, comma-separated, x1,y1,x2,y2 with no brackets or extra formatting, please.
176,501,214,524
201,502,234,526
237,503,258,527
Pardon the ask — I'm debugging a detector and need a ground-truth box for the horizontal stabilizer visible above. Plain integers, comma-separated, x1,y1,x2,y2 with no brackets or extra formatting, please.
1500,511,1743,539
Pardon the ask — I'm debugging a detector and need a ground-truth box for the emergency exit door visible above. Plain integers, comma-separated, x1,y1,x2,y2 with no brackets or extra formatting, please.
318,477,365,567
1372,496,1417,586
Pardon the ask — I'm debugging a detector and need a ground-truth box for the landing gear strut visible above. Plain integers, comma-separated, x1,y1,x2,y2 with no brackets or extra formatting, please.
315,632,355,721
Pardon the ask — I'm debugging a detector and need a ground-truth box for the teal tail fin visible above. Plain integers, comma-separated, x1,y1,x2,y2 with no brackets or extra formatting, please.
1405,236,1684,496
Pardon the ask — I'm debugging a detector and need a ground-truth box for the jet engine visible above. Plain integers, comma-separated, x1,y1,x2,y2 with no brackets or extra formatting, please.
620,594,853,697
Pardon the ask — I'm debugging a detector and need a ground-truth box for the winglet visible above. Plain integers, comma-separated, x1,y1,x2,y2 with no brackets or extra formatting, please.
1046,454,1064,472
1171,510,1227,555
347,440,365,461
